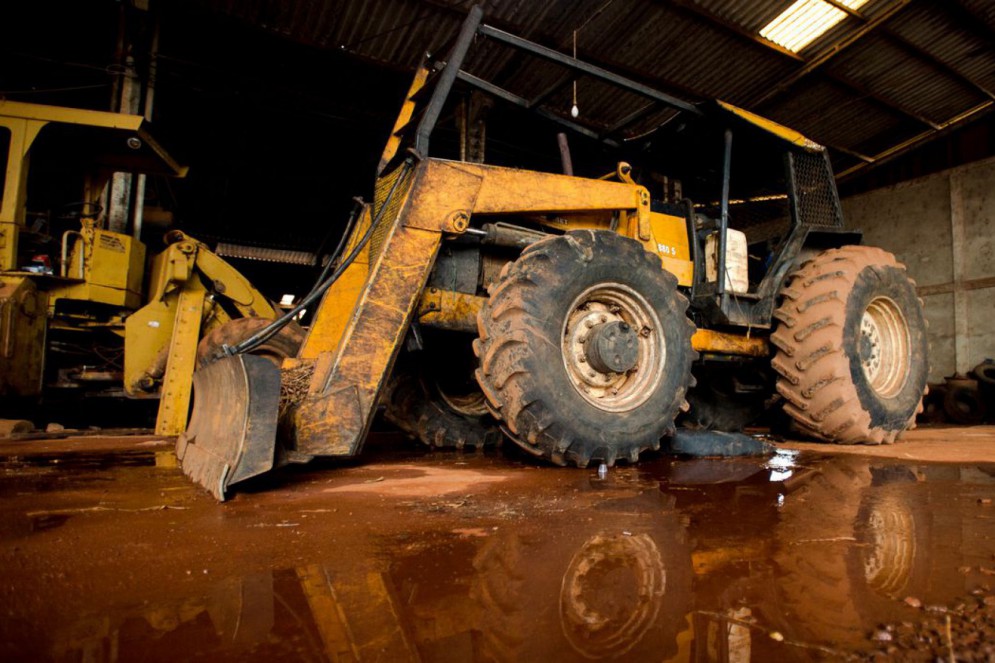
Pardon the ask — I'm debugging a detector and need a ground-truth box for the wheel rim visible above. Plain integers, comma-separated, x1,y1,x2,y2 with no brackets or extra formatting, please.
559,534,666,658
561,283,664,412
859,296,910,399
436,382,489,417
863,495,916,597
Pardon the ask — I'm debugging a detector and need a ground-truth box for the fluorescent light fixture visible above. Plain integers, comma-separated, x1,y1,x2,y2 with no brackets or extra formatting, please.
760,0,868,53
280,293,295,306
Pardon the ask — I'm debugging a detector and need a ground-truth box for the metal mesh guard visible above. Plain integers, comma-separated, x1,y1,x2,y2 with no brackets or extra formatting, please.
794,151,843,228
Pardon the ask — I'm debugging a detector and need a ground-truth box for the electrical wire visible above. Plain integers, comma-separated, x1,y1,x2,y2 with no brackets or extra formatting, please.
226,158,415,357
0,83,109,96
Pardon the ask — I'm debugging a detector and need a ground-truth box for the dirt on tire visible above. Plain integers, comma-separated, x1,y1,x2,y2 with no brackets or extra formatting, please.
474,229,695,467
771,245,928,444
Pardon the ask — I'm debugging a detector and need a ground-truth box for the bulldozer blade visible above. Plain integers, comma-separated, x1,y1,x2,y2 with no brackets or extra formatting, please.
176,354,282,501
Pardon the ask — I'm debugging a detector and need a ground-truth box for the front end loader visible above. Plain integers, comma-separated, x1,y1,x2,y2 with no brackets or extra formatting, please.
180,6,929,499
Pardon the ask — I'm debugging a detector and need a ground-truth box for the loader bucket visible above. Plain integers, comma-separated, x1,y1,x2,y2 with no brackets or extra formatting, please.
176,354,282,501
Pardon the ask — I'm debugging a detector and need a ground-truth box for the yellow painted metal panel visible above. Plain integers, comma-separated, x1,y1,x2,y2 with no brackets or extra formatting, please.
299,206,374,360
154,287,206,436
716,100,823,151
643,211,694,287
416,287,487,333
378,66,430,176
690,328,769,357
0,117,44,269
123,297,178,395
469,161,644,215
295,226,444,456
0,99,144,130
192,244,276,318
0,276,47,396
85,229,146,296
295,160,487,456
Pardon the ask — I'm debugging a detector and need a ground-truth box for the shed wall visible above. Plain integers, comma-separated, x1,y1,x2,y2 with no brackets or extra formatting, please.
842,156,995,381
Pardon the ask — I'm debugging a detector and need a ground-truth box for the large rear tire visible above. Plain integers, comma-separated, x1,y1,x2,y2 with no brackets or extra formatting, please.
474,230,695,467
771,246,928,444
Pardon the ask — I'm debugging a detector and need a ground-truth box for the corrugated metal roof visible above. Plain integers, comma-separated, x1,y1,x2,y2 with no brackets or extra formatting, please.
204,0,995,176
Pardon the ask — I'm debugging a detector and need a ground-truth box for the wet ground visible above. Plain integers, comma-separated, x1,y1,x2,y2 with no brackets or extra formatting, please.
2,426,995,662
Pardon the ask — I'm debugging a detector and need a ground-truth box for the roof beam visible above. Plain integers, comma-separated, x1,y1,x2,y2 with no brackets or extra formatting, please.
455,70,621,146
751,0,914,106
665,0,805,62
838,100,995,179
882,31,995,101
663,0,936,129
479,24,702,115
825,0,995,100
930,0,995,51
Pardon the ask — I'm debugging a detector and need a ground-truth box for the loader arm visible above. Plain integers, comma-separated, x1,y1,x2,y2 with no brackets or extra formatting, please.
289,157,650,459
123,232,278,435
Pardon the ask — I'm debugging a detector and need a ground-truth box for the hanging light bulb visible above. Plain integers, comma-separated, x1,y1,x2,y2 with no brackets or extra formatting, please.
571,30,579,118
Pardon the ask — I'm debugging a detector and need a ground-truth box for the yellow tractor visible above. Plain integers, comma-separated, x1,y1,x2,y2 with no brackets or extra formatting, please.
0,101,300,436
180,7,929,499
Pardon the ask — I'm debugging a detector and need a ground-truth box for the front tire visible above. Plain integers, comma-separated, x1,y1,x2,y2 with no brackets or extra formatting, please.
474,230,695,467
771,246,928,444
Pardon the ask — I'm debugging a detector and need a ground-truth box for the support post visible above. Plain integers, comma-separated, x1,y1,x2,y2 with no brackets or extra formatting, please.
717,128,733,300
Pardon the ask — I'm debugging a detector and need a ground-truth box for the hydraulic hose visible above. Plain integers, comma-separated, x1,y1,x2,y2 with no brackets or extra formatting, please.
301,196,363,299
225,158,414,357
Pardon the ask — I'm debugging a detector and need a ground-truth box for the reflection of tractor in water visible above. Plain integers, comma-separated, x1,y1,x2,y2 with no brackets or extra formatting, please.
659,456,989,657
32,457,995,662
464,488,693,662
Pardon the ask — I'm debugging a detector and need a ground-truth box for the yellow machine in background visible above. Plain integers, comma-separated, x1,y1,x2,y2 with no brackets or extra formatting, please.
0,101,293,435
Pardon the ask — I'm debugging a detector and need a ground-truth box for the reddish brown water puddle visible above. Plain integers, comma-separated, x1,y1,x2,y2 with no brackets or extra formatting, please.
2,438,995,661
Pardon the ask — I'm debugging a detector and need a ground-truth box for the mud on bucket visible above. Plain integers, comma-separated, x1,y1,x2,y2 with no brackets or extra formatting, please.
176,354,282,500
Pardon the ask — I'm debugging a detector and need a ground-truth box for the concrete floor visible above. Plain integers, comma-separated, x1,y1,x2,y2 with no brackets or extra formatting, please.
2,425,995,661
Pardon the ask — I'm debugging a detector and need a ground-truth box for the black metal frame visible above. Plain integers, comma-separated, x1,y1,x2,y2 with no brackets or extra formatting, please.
399,5,861,332
404,4,703,161
693,140,857,329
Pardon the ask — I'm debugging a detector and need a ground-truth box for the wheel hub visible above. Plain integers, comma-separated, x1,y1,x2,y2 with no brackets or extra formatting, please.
859,296,911,399
562,283,664,412
585,321,639,374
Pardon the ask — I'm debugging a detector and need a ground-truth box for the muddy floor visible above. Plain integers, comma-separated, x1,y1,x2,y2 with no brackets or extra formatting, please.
2,426,995,662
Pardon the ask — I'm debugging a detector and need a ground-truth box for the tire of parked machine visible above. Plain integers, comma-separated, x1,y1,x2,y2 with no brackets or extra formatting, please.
974,361,995,423
384,366,502,450
196,317,305,369
942,380,986,425
975,362,995,388
918,384,947,424
771,245,928,444
474,230,696,467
